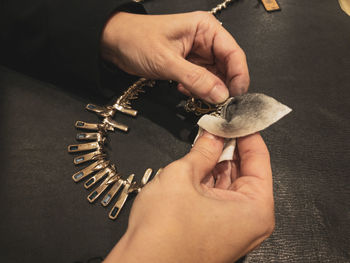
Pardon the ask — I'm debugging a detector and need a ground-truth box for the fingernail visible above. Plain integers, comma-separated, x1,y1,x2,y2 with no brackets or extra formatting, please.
208,85,229,104
230,86,246,96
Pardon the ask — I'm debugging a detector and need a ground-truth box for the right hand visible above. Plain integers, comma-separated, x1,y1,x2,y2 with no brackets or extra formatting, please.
105,132,275,263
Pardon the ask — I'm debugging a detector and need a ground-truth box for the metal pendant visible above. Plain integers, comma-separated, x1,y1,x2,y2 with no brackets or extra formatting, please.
68,141,103,153
101,178,125,207
72,159,110,182
128,168,155,194
87,171,121,203
73,149,106,165
75,121,114,132
84,165,116,189
68,77,158,220
102,117,128,132
76,132,104,141
109,174,135,220
86,104,116,118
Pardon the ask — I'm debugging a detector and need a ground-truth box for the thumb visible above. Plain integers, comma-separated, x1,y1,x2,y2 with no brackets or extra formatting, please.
182,131,224,182
168,58,229,104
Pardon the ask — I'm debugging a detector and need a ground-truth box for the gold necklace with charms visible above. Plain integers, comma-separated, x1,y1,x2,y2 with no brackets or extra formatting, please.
68,0,238,220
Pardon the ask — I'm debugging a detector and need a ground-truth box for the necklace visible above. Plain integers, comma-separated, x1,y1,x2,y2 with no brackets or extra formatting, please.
68,1,237,220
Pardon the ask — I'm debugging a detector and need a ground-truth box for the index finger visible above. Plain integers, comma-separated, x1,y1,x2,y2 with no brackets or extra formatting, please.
231,133,272,198
213,25,250,96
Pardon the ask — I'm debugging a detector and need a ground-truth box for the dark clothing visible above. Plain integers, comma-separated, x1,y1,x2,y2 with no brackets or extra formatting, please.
0,0,145,90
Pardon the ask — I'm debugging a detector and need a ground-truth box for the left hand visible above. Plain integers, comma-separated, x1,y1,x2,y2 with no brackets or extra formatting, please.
101,11,250,104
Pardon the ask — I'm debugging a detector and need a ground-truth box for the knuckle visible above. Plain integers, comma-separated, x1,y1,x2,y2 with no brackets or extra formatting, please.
191,145,215,163
193,11,218,29
185,68,218,98
185,67,205,88
194,11,212,20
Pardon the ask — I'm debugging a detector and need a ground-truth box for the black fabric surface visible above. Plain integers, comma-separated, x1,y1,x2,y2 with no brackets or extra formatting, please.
0,0,145,94
1,0,350,262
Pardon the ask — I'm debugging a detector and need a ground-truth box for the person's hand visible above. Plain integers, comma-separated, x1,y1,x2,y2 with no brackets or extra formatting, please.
101,11,250,104
104,132,275,263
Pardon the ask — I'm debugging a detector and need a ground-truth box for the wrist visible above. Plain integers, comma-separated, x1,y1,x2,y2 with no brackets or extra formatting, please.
100,11,125,65
105,221,208,263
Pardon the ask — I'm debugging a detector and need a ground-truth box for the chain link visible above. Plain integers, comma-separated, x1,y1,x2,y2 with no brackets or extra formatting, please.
209,0,235,16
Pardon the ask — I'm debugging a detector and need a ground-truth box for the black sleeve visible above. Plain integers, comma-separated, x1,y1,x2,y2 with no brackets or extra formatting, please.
0,0,145,90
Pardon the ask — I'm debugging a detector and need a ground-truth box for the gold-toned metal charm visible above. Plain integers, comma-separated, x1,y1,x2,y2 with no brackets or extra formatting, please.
112,78,156,117
112,103,138,117
184,98,219,116
209,0,234,16
101,178,125,207
75,121,114,132
72,159,110,182
73,149,106,165
113,78,155,112
87,170,121,203
184,97,228,116
86,104,116,118
76,132,104,141
68,141,103,153
128,168,153,194
109,174,135,220
84,165,116,189
154,168,163,177
102,117,129,132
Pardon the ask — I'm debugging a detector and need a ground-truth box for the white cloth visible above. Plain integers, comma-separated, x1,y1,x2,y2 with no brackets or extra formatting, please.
194,93,292,162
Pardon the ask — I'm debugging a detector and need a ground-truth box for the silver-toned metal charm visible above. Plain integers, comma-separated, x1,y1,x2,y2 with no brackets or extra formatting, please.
72,159,110,182
109,174,135,220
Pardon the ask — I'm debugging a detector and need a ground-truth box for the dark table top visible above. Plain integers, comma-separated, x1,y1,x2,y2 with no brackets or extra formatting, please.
1,0,349,262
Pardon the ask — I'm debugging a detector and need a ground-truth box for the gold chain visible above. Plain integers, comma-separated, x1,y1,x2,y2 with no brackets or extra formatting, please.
209,0,235,15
